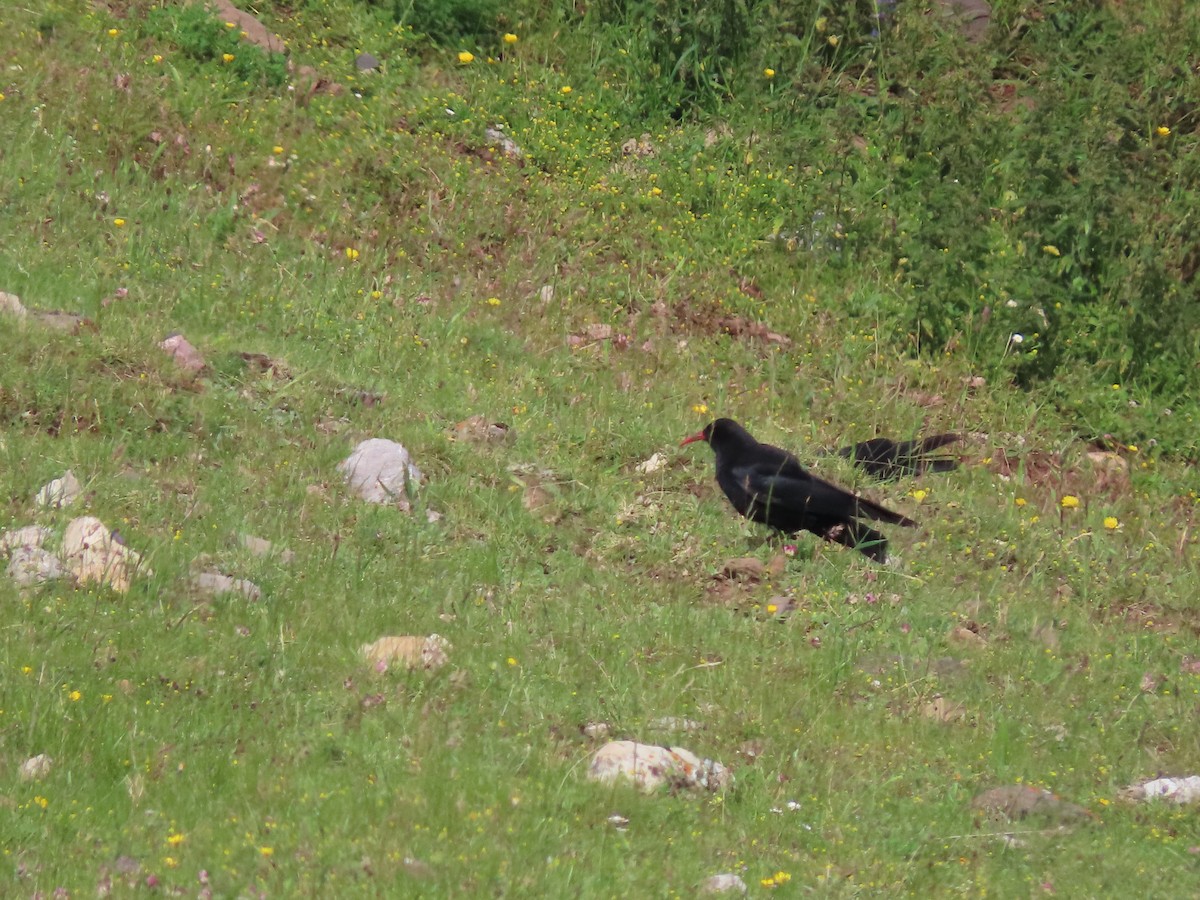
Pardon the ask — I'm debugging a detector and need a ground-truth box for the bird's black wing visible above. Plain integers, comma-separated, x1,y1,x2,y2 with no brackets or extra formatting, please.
735,457,915,527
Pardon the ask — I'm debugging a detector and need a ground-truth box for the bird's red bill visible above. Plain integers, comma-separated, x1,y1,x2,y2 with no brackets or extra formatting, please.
680,431,707,447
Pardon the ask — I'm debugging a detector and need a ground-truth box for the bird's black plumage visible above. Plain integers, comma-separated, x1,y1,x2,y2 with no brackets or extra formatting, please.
682,418,915,562
837,433,961,481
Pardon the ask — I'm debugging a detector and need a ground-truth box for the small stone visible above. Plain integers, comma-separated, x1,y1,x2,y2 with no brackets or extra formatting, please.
0,291,27,316
648,716,702,733
62,516,149,593
338,438,423,508
355,52,380,71
699,873,748,895
191,571,263,601
0,525,52,555
34,470,82,509
360,635,450,672
19,754,53,781
635,452,667,475
1120,775,1200,804
158,332,207,374
581,721,611,740
7,546,65,586
483,126,524,160
238,534,295,564
587,740,731,793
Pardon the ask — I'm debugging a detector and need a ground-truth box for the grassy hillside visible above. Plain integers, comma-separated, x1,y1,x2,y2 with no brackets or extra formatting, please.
3,0,1200,895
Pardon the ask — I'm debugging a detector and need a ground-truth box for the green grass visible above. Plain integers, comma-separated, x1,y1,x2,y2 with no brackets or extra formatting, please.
3,0,1200,895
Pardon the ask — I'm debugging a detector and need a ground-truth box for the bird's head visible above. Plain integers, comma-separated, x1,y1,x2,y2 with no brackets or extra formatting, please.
680,418,745,448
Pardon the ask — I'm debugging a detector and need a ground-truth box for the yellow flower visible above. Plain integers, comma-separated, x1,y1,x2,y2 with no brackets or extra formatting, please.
692,403,709,414
34,796,48,809
650,186,662,196
1042,244,1060,256
107,28,120,37
164,857,179,868
911,489,928,502
827,35,840,47
113,218,125,227
1104,516,1119,530
167,833,185,846
345,247,359,261
272,145,284,154
764,68,775,79
503,33,518,44
1060,495,1080,509
222,53,235,63
225,21,236,28
458,51,474,64
1157,126,1171,136
560,85,572,94
0,92,5,102
1014,497,1026,507
259,846,274,857
486,297,501,306
815,16,827,32
507,657,518,666
69,690,81,702
152,54,163,64
766,603,778,614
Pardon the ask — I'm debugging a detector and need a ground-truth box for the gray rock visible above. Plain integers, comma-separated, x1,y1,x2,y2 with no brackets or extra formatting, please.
34,470,81,509
338,438,423,508
355,52,380,71
19,754,53,781
0,525,52,555
0,291,27,316
191,571,263,601
587,740,731,793
699,874,748,895
7,547,65,586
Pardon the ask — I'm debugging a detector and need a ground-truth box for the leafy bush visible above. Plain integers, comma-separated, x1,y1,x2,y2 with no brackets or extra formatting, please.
386,0,504,45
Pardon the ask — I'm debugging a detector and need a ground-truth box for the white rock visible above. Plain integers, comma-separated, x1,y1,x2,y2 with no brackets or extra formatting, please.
62,516,149,593
338,438,423,507
1122,775,1200,804
699,874,748,895
34,470,82,509
239,534,295,564
635,452,668,475
191,571,263,601
8,547,65,586
582,721,611,740
0,291,27,316
587,740,731,793
19,754,53,781
648,716,702,733
0,525,52,555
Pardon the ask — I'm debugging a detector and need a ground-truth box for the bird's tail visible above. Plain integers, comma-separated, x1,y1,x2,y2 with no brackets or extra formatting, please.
823,522,889,562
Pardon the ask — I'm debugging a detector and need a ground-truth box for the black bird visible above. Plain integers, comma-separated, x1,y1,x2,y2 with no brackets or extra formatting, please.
837,434,961,482
681,418,915,562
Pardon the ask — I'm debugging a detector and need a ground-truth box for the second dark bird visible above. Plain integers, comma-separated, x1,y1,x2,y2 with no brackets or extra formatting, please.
837,433,961,481
682,418,915,562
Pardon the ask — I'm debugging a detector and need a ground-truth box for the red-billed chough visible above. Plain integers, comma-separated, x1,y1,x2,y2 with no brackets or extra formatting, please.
837,434,961,481
681,418,915,562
